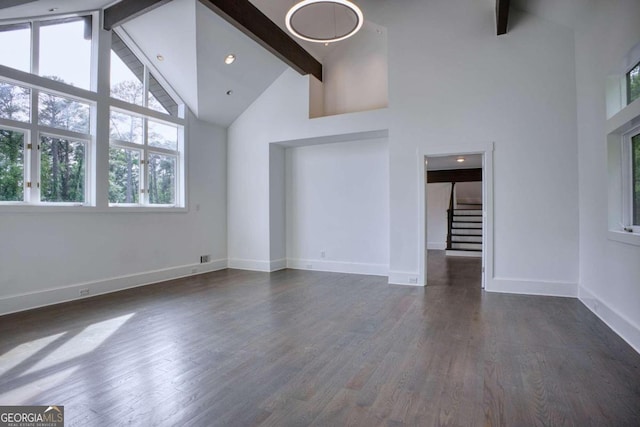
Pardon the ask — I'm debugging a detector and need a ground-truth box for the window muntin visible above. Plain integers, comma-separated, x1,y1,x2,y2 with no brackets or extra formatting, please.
628,62,640,106
0,128,26,202
39,17,92,90
0,23,31,73
39,135,87,204
38,92,90,134
109,146,141,204
0,81,30,122
632,133,640,226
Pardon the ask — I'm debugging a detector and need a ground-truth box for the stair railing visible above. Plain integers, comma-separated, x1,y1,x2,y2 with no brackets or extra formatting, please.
446,182,456,250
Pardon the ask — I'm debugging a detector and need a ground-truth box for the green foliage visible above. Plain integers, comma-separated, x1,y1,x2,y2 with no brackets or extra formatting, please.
109,147,140,204
40,137,85,203
0,129,24,201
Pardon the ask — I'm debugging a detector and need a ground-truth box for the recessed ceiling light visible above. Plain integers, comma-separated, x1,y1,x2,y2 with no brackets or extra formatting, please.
224,54,236,65
48,8,58,12
156,54,164,61
226,90,233,96
457,157,465,163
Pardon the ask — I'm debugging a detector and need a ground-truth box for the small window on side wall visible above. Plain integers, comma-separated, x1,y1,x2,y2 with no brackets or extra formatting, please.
632,132,640,227
628,62,640,105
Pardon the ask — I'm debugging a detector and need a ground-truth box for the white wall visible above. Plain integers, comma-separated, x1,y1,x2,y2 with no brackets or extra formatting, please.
0,115,227,315
321,21,388,117
456,181,482,205
227,0,579,294
427,183,451,249
286,139,389,275
574,0,640,352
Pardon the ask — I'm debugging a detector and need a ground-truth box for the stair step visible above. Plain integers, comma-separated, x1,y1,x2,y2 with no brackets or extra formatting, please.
452,228,482,236
451,242,482,250
452,222,482,229
453,215,482,222
452,235,482,243
453,209,483,215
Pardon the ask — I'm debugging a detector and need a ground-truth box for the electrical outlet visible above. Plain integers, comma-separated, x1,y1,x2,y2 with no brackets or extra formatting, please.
200,255,210,263
320,251,326,258
79,288,90,296
409,277,418,284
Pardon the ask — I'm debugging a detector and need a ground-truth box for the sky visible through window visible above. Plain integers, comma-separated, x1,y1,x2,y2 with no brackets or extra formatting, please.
0,20,91,89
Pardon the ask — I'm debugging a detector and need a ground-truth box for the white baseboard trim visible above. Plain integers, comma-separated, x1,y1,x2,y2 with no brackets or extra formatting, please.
427,242,446,250
487,277,578,297
287,258,388,276
0,259,228,316
227,258,286,272
270,258,287,272
579,286,640,354
388,270,423,286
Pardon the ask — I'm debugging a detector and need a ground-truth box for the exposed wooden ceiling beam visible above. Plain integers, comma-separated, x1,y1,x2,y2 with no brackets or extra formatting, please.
427,168,483,184
104,0,173,31
496,0,510,35
198,0,323,82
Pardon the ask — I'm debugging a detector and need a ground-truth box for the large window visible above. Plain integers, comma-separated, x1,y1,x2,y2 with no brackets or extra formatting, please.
108,32,183,207
0,12,185,209
109,109,181,206
0,79,92,205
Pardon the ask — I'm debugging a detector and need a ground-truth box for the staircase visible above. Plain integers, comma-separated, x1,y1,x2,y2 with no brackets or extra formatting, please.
449,206,482,253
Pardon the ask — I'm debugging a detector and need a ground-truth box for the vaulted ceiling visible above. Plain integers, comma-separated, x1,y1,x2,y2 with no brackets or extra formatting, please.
0,0,593,126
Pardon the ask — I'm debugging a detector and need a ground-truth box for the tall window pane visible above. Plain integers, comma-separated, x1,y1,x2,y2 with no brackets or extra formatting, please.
40,136,86,203
148,120,178,150
109,147,140,204
0,23,30,72
111,33,144,106
148,153,175,205
629,62,640,106
633,133,640,226
0,81,30,122
38,92,90,134
39,18,92,89
110,110,143,144
0,128,25,202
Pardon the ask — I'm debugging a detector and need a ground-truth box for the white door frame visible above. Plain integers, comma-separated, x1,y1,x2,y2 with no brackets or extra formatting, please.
418,142,494,288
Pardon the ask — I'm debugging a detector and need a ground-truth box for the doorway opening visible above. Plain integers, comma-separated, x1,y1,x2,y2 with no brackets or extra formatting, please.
425,153,484,288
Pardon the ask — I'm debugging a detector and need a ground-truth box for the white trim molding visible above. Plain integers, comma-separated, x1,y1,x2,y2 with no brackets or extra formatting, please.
388,270,422,286
228,258,285,272
0,259,227,316
287,258,388,276
488,277,578,297
579,286,640,354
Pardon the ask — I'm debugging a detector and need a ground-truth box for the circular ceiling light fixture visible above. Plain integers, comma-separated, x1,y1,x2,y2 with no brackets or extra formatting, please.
224,54,236,65
286,0,364,43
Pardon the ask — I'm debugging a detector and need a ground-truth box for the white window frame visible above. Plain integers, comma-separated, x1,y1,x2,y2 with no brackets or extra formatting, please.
622,125,640,232
0,78,95,206
108,28,186,209
108,108,184,207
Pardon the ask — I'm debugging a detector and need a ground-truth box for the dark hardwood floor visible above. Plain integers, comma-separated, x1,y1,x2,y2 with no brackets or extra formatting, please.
1,259,639,426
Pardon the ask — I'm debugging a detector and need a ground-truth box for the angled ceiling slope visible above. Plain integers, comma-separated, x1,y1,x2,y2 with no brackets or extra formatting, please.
121,0,291,126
